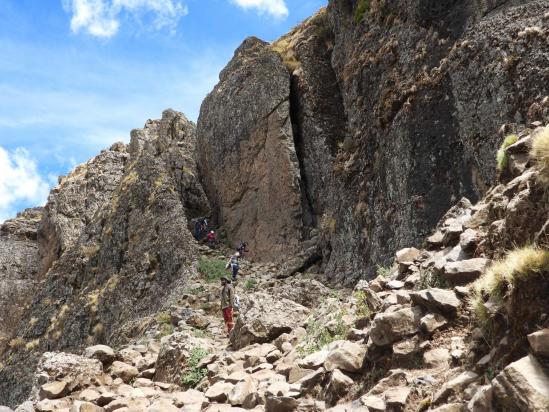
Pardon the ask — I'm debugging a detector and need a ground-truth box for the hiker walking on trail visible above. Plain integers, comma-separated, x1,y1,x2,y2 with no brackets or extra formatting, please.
236,241,248,258
227,251,240,281
206,230,216,247
220,276,235,334
194,220,202,240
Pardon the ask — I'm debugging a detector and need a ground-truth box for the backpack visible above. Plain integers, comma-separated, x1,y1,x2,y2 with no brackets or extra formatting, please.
233,294,240,309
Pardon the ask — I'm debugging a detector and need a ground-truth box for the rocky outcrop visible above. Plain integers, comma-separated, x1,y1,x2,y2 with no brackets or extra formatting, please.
0,110,209,407
0,208,42,352
196,1,549,284
197,37,304,261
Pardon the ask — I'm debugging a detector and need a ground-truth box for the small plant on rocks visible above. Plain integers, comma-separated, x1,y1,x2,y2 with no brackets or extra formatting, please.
180,347,209,388
531,126,549,185
376,265,392,278
245,278,257,290
197,257,227,282
299,305,349,355
353,290,371,319
418,268,448,289
496,133,518,171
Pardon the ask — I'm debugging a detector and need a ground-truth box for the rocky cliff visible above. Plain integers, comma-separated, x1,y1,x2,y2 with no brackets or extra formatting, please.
0,110,210,406
197,0,549,284
1,0,549,409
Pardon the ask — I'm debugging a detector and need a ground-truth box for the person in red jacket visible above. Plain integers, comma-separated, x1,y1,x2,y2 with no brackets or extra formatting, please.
206,230,216,247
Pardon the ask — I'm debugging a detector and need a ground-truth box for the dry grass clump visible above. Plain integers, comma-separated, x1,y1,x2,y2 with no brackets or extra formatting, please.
496,134,518,171
471,246,549,326
531,126,549,185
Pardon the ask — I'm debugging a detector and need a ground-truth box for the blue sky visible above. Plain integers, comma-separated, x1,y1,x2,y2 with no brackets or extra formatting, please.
0,0,326,222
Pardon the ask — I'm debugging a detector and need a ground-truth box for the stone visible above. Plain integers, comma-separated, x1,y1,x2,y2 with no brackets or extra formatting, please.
396,248,420,264
443,225,463,246
265,381,291,397
423,348,450,368
296,368,325,390
148,399,178,412
83,345,116,365
527,328,549,358
324,341,367,373
427,232,445,248
370,306,422,346
430,404,467,412
39,381,69,400
324,369,353,403
420,313,448,334
385,386,411,409
205,381,234,402
433,371,479,404
298,350,329,369
78,388,100,403
14,402,34,412
467,384,493,412
229,378,258,406
443,259,490,284
459,229,478,253
70,401,105,412
360,395,386,412
35,399,71,412
410,288,461,317
288,367,314,384
264,396,299,412
492,354,549,410
386,280,404,290
110,361,138,383
346,328,369,341
230,292,309,349
171,389,206,408
392,336,421,365
0,407,14,412
96,392,116,407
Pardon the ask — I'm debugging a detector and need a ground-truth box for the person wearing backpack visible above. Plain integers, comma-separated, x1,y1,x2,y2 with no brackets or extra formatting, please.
220,276,235,335
236,241,248,258
226,252,240,282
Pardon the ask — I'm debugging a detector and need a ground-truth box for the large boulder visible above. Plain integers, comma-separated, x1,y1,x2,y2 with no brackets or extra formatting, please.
83,345,115,365
197,36,303,262
230,292,309,349
410,288,461,317
442,258,490,284
527,329,549,358
492,354,549,410
324,341,367,373
370,306,422,346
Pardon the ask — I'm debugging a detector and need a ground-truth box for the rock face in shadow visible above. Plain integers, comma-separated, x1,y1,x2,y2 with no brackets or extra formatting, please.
197,1,549,284
0,110,209,407
0,208,42,353
197,37,304,261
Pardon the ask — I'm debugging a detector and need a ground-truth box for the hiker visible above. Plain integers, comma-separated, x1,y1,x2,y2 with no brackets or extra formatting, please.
226,251,240,281
194,219,202,240
201,218,208,234
236,241,248,258
206,230,216,247
220,276,235,334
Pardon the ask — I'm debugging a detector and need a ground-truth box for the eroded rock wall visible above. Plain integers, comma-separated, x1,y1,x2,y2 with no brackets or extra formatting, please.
0,208,42,353
197,1,549,284
197,37,304,261
0,110,210,407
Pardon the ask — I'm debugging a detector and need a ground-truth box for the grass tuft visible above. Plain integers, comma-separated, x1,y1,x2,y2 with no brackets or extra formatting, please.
197,257,227,283
531,127,549,185
471,246,549,327
354,0,370,24
496,134,519,171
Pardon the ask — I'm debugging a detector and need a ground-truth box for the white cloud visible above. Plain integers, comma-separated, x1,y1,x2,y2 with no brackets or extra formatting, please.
231,0,289,19
0,147,50,223
62,0,188,37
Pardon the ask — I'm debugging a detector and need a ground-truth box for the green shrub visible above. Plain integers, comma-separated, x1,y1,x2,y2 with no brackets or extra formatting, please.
531,126,549,185
245,278,257,290
180,347,209,388
159,323,174,337
376,265,391,278
354,0,370,24
471,246,549,327
298,308,349,355
496,134,519,171
197,257,227,283
354,290,371,319
155,311,171,324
